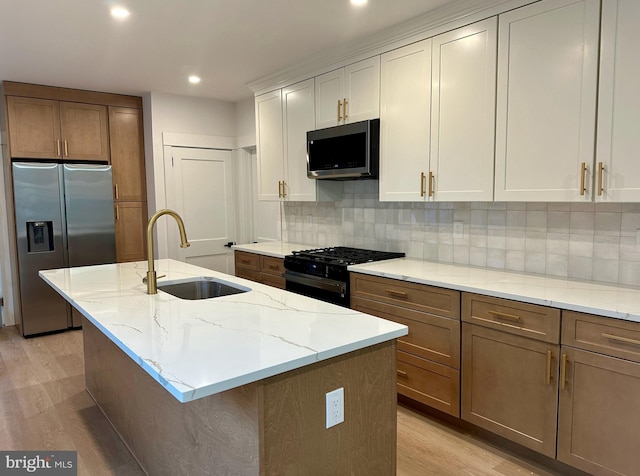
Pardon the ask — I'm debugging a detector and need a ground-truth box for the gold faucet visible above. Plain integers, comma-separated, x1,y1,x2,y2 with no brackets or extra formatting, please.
146,209,190,294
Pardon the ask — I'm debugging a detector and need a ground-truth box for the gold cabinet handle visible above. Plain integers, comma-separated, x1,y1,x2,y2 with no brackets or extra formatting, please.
115,204,120,221
420,172,426,197
240,259,251,265
560,354,568,390
397,370,408,378
64,139,69,157
385,289,408,298
488,310,521,322
579,162,587,196
114,184,119,200
602,333,640,347
282,180,287,198
278,181,282,198
337,100,342,121
56,139,61,157
545,350,553,385
428,171,434,197
343,97,348,120
597,161,604,196
268,264,279,270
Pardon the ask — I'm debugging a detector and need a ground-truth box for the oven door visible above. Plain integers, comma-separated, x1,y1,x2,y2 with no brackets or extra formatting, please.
284,270,349,307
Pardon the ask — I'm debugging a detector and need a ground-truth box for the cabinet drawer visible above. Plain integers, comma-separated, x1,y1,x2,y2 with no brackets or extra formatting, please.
260,255,284,276
236,268,260,283
351,273,460,319
260,273,285,290
462,293,560,344
397,351,460,417
352,296,460,368
562,311,640,363
234,251,259,271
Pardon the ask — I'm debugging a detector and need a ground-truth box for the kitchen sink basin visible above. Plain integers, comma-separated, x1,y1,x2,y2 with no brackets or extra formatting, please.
158,277,250,300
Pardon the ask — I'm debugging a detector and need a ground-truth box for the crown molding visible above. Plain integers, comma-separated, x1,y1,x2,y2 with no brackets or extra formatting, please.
247,0,538,96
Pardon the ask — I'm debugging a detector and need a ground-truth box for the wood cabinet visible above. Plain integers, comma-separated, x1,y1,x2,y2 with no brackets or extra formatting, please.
494,0,600,201
255,80,341,202
235,250,285,289
7,96,109,161
114,201,147,263
557,311,640,475
379,19,496,202
315,57,380,129
351,273,461,416
461,293,560,457
109,107,146,202
595,0,640,202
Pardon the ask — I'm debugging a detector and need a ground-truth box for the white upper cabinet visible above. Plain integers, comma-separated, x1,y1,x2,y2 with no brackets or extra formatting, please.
255,90,284,201
379,39,432,202
494,0,600,202
595,0,640,202
430,17,497,202
380,18,497,202
282,79,317,201
315,56,380,129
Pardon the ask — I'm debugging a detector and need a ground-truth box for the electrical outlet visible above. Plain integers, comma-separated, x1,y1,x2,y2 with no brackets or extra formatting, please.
325,387,344,429
454,221,464,239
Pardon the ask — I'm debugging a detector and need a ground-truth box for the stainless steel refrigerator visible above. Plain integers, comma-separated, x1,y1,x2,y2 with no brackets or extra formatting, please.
12,162,116,336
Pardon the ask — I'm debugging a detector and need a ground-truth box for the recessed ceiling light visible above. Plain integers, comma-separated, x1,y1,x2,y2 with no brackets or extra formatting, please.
351,0,368,5
188,76,201,84
110,7,130,19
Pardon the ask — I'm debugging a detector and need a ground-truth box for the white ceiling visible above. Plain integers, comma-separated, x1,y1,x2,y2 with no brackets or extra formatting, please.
0,0,466,103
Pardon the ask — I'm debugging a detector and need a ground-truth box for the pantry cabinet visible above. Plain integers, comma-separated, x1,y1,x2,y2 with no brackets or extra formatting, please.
7,96,109,161
315,57,380,129
595,0,640,202
461,293,561,458
379,19,496,202
557,311,640,475
494,0,600,202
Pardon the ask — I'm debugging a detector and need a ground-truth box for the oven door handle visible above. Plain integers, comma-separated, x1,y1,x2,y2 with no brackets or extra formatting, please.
284,271,346,294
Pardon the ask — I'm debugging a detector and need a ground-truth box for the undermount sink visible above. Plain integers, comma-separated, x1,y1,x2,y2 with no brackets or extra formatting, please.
158,277,250,300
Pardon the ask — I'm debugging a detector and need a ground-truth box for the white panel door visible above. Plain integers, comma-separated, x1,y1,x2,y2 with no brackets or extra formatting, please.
430,18,497,202
315,68,344,129
344,56,380,124
282,79,317,202
494,0,600,202
168,147,236,274
596,0,640,202
379,39,432,202
255,90,284,201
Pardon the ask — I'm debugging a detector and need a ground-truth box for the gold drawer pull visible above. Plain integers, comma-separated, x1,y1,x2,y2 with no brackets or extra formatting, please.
597,161,604,196
602,333,640,347
337,100,342,121
580,162,587,195
268,264,279,270
385,289,408,299
545,350,552,385
240,259,251,264
488,310,521,322
428,171,434,197
343,97,348,120
420,172,426,197
397,370,408,378
560,354,568,390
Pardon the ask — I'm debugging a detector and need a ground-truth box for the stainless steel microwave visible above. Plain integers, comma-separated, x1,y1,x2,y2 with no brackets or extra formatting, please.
307,119,379,180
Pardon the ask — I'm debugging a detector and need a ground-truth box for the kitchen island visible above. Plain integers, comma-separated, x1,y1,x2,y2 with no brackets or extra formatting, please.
40,259,407,475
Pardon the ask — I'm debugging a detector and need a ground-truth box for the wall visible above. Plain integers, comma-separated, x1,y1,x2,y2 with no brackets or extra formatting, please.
235,97,256,149
282,180,640,287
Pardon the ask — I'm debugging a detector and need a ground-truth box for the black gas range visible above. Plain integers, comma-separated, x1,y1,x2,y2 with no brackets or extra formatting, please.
283,247,405,307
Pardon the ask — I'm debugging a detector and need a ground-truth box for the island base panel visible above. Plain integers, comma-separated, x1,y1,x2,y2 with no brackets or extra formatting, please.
83,318,398,475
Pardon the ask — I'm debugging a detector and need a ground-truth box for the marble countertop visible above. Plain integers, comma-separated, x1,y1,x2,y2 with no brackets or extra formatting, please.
232,241,313,258
40,259,407,403
348,258,640,323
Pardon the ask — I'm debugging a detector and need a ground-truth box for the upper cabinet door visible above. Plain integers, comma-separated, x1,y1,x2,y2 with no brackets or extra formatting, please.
6,96,61,159
282,79,317,202
315,68,344,129
596,0,640,202
109,107,146,202
430,18,497,202
494,0,600,202
59,102,109,162
379,39,432,202
255,90,285,201
344,56,380,124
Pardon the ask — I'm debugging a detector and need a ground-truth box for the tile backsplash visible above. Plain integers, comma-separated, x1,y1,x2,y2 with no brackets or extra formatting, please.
281,180,640,287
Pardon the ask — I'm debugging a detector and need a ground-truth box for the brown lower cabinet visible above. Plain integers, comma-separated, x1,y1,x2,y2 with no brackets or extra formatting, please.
235,250,285,289
114,201,147,262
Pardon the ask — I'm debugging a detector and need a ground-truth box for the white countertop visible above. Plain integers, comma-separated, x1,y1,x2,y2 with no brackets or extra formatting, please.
40,259,407,403
232,241,312,258
348,259,640,323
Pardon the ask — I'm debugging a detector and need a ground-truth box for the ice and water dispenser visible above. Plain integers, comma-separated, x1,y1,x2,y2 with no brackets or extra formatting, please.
26,221,54,253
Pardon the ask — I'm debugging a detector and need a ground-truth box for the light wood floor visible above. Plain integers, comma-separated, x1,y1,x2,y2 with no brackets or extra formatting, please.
0,325,561,475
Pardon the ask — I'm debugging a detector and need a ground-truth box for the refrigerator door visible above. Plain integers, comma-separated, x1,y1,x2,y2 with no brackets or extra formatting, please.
63,164,116,327
12,162,68,335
